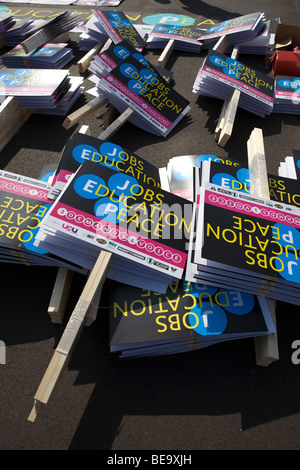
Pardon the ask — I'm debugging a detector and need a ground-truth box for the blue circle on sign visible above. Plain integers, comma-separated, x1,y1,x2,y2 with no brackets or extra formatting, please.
142,13,195,26
209,55,227,68
273,223,300,249
132,53,148,66
122,19,133,28
139,68,157,83
113,45,130,60
236,167,250,190
109,12,122,21
190,303,228,336
217,289,255,314
195,155,216,167
277,79,293,89
128,79,146,94
72,144,98,165
226,57,243,70
94,197,127,223
275,251,300,283
99,142,124,168
107,173,139,196
119,62,138,78
223,67,240,79
73,174,107,199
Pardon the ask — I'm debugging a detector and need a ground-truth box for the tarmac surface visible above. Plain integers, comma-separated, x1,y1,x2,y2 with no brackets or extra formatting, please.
0,0,300,453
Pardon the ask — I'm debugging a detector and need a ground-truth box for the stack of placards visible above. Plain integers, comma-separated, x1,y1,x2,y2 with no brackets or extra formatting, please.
185,159,300,306
92,10,147,51
0,18,36,47
20,11,80,52
273,76,300,115
278,149,300,179
34,76,83,115
193,50,275,117
34,159,193,292
0,168,86,272
0,11,14,47
0,12,15,33
0,68,71,109
47,132,162,200
89,38,172,84
198,12,267,49
195,156,300,210
145,24,203,53
97,56,190,136
77,14,109,51
108,278,276,358
0,43,74,69
228,20,276,55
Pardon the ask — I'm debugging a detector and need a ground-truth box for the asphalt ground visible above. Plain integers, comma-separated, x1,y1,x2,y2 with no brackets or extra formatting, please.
0,0,300,453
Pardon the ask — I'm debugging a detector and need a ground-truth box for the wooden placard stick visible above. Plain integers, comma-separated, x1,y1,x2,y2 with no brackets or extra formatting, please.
47,268,74,324
215,44,241,146
212,34,230,54
98,106,134,140
157,39,175,68
77,42,104,74
217,89,240,147
247,127,279,367
102,103,120,129
47,124,90,324
247,127,269,198
214,44,240,139
63,94,109,129
77,38,113,74
28,249,112,422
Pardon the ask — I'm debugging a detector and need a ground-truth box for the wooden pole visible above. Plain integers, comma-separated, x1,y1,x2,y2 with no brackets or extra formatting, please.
28,250,112,421
157,39,175,68
77,38,112,74
63,95,108,129
77,42,104,74
98,107,134,140
247,127,279,367
214,44,241,146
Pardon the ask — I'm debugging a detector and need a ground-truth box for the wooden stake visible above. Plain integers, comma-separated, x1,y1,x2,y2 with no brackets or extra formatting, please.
247,127,279,367
214,44,241,146
98,107,134,140
217,89,240,146
77,42,104,74
46,124,90,324
157,39,175,68
47,269,74,324
102,103,120,129
62,94,108,129
28,250,112,421
247,127,269,199
212,35,230,54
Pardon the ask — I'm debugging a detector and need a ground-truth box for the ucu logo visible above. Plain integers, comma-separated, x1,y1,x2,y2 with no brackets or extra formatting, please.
62,223,78,233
